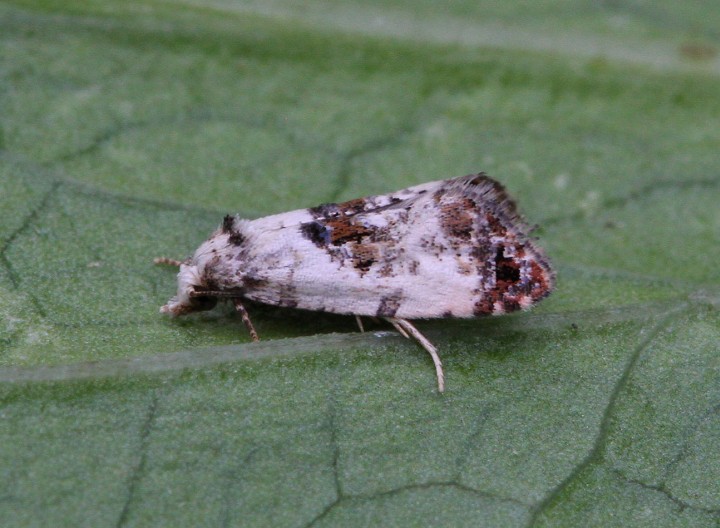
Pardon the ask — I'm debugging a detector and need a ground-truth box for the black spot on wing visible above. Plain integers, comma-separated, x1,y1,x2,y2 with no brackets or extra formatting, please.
301,221,331,248
495,246,521,283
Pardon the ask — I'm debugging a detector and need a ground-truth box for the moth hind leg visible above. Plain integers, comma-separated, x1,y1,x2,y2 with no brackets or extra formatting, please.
355,315,365,333
385,317,445,393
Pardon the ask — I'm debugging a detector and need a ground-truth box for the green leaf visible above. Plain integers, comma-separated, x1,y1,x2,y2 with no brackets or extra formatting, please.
1,1,719,526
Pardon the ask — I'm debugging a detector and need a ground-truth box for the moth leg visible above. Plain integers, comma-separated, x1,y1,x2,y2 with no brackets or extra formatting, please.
233,299,260,342
385,317,445,393
153,257,184,267
355,315,365,333
387,319,410,339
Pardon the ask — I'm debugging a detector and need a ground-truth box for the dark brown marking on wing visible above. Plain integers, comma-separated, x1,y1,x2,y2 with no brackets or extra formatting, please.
467,173,520,218
473,297,494,315
278,294,299,309
300,173,554,315
222,215,235,233
378,262,395,277
472,236,554,316
377,293,402,317
221,215,246,246
408,260,420,275
309,202,341,219
243,275,270,291
309,197,368,219
529,259,554,301
350,243,379,274
337,198,371,215
228,232,245,246
467,177,554,316
495,246,521,286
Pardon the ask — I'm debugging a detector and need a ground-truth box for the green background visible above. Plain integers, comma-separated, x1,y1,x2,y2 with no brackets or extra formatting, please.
1,1,719,526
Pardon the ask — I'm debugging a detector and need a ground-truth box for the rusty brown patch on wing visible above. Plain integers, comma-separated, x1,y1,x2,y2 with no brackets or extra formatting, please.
529,259,554,301
438,198,476,242
337,197,370,215
326,217,373,245
473,296,494,315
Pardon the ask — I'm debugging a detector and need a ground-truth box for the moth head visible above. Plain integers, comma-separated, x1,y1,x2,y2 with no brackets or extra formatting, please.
160,262,218,316
161,216,250,316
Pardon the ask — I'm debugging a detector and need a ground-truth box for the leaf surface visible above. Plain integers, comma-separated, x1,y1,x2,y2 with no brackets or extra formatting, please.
1,1,719,526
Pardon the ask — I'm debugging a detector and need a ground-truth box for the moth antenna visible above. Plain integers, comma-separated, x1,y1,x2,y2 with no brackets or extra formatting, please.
355,315,365,333
154,257,184,267
385,317,445,393
233,299,260,342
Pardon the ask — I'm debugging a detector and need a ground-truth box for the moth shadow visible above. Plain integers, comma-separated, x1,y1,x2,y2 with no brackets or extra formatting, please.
210,299,539,364
211,299,361,339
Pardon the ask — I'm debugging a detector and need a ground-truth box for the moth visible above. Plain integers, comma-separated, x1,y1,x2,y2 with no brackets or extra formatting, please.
157,173,555,392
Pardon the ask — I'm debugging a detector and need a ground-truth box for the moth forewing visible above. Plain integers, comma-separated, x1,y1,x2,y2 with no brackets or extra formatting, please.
158,173,555,392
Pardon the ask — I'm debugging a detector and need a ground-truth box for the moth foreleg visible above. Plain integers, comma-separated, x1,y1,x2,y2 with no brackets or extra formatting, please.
233,299,260,342
385,317,445,393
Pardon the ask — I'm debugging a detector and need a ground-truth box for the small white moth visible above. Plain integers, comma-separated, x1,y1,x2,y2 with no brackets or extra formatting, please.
157,173,555,391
